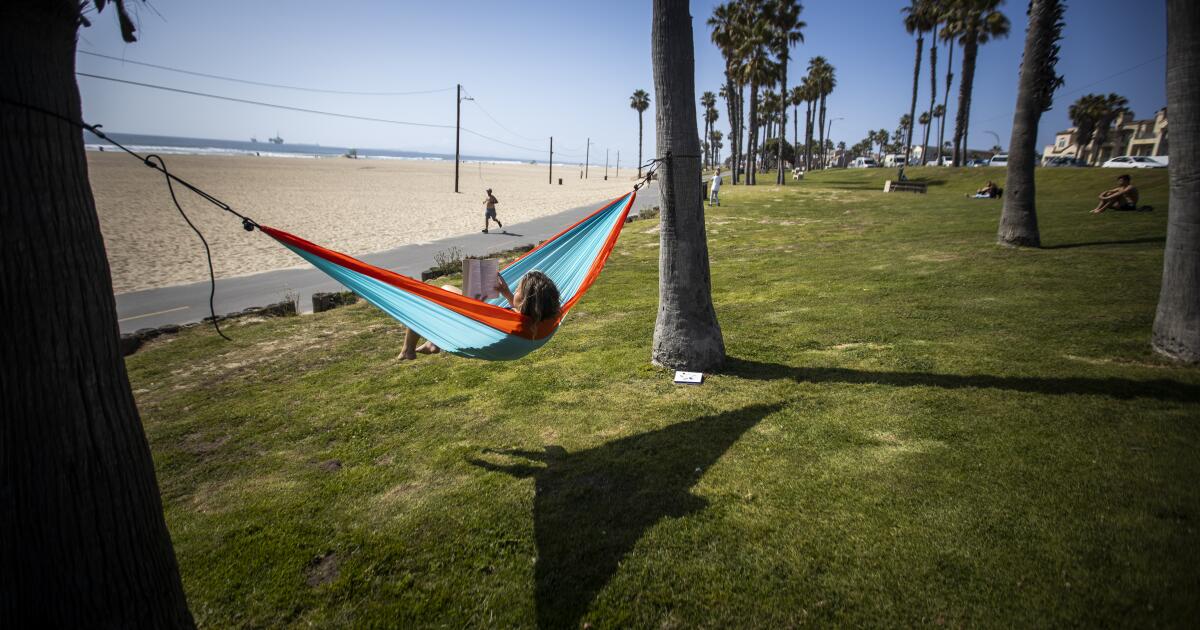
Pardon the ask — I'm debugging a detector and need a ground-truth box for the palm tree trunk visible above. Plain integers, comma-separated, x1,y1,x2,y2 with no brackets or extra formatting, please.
818,94,827,169
747,82,758,184
793,103,798,171
953,31,978,166
999,0,1064,248
0,1,194,626
723,75,737,178
777,59,788,185
637,111,645,176
1152,0,1200,362
926,31,938,163
650,0,725,370
906,33,924,165
804,100,814,170
938,41,955,162
735,82,745,184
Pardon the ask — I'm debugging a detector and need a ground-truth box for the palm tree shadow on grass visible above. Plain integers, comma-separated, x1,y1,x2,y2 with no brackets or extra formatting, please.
1041,236,1164,250
468,403,783,629
720,357,1200,401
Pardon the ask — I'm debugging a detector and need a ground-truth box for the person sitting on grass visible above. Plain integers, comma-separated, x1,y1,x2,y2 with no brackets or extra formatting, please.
399,271,561,360
1091,174,1139,213
971,180,1001,198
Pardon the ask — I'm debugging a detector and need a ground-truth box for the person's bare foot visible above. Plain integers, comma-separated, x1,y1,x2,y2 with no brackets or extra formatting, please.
415,341,440,355
398,350,417,360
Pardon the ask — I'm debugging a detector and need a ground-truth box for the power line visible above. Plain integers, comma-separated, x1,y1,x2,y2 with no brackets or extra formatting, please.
77,72,458,129
78,50,456,96
460,86,545,142
77,72,563,156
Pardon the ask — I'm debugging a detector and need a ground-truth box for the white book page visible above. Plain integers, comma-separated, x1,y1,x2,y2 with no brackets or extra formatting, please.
463,259,481,299
479,259,500,300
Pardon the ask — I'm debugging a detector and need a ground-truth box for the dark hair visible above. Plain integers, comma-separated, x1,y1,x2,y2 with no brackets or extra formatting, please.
515,271,560,324
1117,174,1131,183
486,188,493,193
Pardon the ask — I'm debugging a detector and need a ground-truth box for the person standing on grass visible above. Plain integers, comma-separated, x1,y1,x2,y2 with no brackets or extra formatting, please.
709,168,722,207
1091,174,1140,213
483,188,503,233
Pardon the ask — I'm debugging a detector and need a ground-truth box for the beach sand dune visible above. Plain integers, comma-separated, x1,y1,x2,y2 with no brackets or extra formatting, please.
88,153,638,294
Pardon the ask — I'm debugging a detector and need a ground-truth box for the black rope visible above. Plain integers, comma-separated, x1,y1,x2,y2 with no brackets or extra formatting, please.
1,94,260,340
144,154,231,341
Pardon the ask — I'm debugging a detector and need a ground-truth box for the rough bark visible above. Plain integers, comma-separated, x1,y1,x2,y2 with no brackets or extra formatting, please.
637,110,645,176
805,99,814,170
1152,0,1200,363
0,1,194,626
650,0,725,371
906,33,924,165
953,32,978,166
999,0,1063,248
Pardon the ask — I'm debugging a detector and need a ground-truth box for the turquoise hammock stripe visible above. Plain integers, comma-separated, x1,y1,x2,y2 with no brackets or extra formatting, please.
278,192,634,361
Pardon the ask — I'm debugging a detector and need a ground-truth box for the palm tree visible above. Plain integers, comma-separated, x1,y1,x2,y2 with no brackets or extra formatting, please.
711,129,725,167
789,84,804,168
801,74,819,169
836,141,847,167
809,56,835,169
630,89,651,176
902,0,937,166
701,90,717,168
943,0,1010,166
1068,94,1103,165
926,0,946,163
918,110,932,162
1089,92,1129,165
1152,0,1200,363
2,1,194,624
710,2,744,183
936,14,955,163
997,0,1065,248
930,104,947,162
740,29,775,184
875,128,890,160
767,0,805,184
651,0,725,370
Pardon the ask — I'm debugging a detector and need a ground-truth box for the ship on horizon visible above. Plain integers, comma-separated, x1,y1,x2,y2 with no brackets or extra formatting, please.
268,131,284,144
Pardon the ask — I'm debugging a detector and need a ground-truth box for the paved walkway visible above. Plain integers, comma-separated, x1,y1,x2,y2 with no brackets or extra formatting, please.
115,185,659,333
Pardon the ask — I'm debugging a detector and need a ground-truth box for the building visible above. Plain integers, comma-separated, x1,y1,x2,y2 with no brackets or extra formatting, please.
1042,108,1168,165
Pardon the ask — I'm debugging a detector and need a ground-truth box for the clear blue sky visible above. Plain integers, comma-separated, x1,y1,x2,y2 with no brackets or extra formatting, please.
77,0,1166,162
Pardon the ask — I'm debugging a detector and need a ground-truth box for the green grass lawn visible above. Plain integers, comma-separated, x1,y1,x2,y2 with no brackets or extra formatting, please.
127,166,1199,628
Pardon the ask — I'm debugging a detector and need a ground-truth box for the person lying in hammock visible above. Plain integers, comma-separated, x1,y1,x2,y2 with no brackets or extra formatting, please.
400,270,562,360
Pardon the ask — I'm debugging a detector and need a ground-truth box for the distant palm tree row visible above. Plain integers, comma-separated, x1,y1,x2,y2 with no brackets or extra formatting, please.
707,0,814,185
1066,92,1130,165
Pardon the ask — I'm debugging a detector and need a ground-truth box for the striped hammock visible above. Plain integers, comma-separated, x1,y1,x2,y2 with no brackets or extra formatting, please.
259,191,636,361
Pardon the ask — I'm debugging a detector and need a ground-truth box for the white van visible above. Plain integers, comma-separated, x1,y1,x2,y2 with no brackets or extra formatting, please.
850,157,879,168
988,153,1009,167
883,154,907,168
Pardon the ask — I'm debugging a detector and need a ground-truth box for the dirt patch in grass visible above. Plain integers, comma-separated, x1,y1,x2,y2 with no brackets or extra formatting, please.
305,551,341,587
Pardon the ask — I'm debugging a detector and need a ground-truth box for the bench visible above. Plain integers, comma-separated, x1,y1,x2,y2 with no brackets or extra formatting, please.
884,180,927,194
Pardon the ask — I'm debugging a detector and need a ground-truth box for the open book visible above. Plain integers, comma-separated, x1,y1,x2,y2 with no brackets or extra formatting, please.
462,257,501,301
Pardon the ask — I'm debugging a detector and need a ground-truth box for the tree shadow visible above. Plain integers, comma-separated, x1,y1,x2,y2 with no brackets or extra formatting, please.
1041,236,1165,250
720,357,1199,402
468,403,783,629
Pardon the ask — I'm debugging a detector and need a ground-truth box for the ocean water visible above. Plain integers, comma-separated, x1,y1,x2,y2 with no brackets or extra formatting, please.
83,131,537,165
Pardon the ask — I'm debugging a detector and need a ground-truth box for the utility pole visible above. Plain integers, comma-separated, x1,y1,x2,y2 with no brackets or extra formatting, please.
616,150,620,178
549,136,553,184
584,137,590,179
455,83,461,193
605,148,609,179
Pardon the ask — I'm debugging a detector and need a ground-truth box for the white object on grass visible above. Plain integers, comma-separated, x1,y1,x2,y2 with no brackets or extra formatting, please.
674,371,704,385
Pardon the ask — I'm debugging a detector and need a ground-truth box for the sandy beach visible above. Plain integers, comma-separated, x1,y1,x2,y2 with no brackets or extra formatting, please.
88,153,639,294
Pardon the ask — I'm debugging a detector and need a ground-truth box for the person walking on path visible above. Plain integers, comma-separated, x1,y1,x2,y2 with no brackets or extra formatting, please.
483,188,503,233
709,169,722,207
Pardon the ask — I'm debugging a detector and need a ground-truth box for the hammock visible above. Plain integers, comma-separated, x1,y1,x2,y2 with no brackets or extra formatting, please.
258,191,637,361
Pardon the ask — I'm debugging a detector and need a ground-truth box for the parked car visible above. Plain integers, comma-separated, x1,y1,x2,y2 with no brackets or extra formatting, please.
1044,156,1087,167
1101,155,1166,168
925,156,954,166
850,157,879,168
988,153,1008,167
1149,156,1169,166
882,154,907,168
